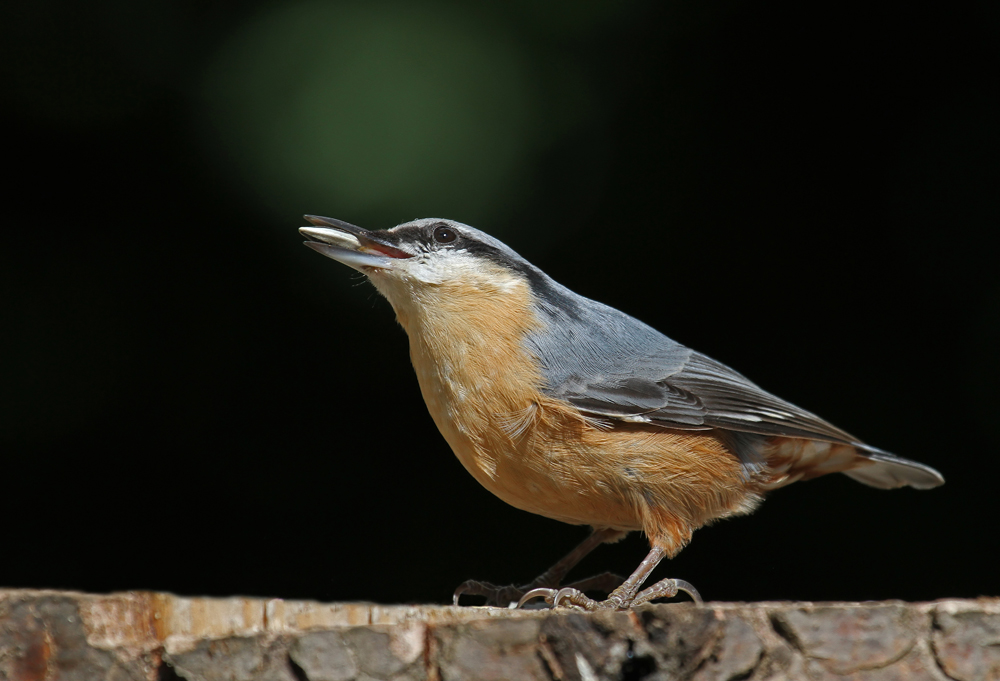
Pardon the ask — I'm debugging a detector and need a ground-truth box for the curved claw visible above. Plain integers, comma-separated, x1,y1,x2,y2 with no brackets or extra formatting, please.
673,579,703,604
632,577,704,608
516,587,558,609
452,580,475,606
553,587,595,610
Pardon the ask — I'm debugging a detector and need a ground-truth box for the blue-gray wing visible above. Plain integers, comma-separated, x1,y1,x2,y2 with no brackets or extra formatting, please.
549,347,860,444
526,289,858,444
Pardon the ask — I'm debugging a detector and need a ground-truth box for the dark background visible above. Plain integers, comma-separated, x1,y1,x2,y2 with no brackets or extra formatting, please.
3,0,998,605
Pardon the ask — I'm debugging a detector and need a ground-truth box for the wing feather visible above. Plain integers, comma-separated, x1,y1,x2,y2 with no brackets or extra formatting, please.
528,285,863,447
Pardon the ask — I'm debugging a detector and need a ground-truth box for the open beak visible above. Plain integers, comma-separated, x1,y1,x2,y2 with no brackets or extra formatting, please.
299,215,413,271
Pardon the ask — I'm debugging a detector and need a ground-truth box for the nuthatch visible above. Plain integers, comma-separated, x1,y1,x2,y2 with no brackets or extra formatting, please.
300,215,944,610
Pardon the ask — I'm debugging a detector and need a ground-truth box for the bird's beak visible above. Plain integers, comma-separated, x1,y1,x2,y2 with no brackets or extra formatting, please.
299,215,413,271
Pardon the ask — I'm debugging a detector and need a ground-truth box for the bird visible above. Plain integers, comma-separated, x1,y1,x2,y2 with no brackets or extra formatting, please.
299,215,944,611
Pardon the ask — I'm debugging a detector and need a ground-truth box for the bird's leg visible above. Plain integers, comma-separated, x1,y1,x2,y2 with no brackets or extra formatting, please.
453,527,625,607
518,545,702,610
522,528,625,590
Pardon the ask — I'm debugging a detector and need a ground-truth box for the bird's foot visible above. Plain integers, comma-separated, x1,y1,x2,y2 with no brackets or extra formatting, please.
517,577,702,611
453,571,623,608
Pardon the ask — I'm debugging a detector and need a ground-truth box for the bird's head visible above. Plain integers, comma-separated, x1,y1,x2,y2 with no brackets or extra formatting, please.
300,215,545,326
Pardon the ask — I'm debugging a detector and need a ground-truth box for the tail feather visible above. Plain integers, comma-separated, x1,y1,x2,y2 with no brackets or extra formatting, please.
845,446,944,490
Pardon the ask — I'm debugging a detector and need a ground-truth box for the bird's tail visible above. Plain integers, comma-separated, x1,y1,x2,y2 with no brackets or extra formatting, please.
845,446,944,490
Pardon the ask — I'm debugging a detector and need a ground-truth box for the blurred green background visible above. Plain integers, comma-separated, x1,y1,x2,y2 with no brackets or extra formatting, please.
2,0,998,603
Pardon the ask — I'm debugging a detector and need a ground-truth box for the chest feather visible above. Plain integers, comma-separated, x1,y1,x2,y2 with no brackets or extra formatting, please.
404,278,543,445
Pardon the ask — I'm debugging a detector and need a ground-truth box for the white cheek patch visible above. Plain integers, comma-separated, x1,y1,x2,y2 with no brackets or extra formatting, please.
369,248,527,326
398,249,519,290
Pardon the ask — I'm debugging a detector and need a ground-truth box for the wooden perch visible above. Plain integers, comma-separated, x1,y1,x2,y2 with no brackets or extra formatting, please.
1,589,998,680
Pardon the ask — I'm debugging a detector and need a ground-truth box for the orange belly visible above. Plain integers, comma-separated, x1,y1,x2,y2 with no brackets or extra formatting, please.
413,348,762,557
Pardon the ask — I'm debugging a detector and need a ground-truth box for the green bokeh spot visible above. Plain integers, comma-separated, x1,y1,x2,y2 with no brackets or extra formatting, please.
202,2,540,223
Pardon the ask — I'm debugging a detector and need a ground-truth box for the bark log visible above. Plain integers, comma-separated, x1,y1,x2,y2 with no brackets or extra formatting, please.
1,589,997,680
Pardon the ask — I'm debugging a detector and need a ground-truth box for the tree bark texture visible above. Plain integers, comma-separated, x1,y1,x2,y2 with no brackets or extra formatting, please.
1,589,998,680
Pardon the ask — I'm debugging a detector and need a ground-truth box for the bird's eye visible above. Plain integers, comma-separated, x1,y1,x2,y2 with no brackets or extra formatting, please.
433,225,458,244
